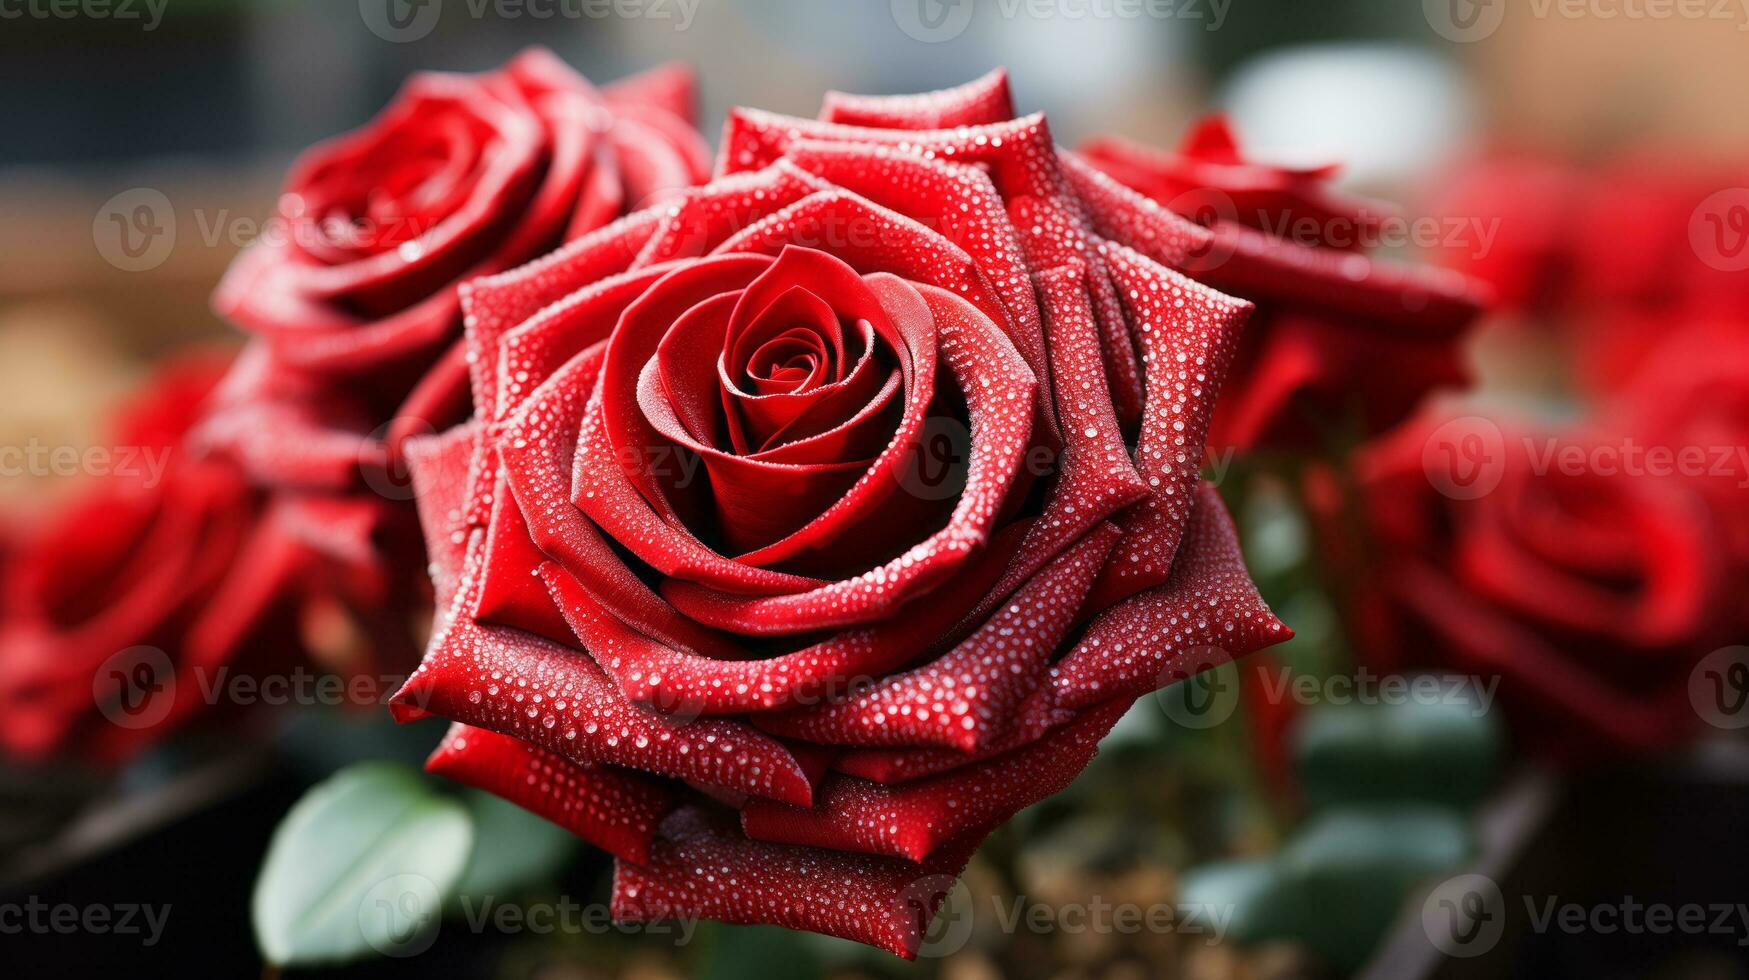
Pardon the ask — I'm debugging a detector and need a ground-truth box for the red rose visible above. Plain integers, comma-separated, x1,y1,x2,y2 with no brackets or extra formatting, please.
1421,150,1589,318
1079,116,1487,452
1608,321,1749,596
392,70,1288,956
0,354,409,763
1313,412,1739,759
1427,151,1749,390
204,50,709,505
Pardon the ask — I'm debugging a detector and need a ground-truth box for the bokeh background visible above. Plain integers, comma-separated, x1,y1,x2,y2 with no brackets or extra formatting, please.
3,2,1748,978
10,0,1749,512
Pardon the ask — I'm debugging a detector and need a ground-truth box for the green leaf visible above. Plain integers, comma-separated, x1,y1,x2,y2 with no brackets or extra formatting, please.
1282,805,1470,970
1179,857,1307,944
450,790,578,902
1182,805,1471,972
693,922,825,980
1292,683,1502,811
253,762,474,967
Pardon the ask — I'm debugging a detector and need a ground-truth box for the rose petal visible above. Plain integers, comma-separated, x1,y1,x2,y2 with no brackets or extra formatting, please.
742,696,1131,861
756,523,1120,752
1053,484,1291,709
426,722,675,864
611,806,988,959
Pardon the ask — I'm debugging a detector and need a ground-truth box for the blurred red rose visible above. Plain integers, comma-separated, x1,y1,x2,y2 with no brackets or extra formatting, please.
1312,411,1740,759
391,70,1289,956
1427,151,1749,389
1079,116,1487,452
203,49,710,506
1607,320,1749,604
0,353,414,764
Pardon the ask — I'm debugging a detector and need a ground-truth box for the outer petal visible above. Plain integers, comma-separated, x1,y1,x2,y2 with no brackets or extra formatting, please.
742,696,1130,862
818,69,1015,128
755,523,1120,752
390,539,815,805
426,722,675,864
611,806,988,959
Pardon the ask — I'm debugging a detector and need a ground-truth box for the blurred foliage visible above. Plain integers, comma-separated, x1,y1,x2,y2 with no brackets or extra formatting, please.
1293,692,1502,812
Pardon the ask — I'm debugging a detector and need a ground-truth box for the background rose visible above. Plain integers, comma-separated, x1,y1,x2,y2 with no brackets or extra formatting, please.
391,70,1289,957
201,48,710,523
1079,117,1488,453
1311,412,1739,759
0,353,412,764
1427,152,1749,390
1608,322,1749,615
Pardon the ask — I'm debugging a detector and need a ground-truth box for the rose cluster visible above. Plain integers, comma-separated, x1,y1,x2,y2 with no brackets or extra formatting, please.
0,49,710,763
390,69,1295,955
0,352,407,762
1310,149,1749,759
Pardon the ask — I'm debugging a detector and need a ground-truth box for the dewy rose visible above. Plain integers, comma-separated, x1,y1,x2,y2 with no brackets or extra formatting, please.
1080,116,1488,451
198,47,711,555
390,69,1296,958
